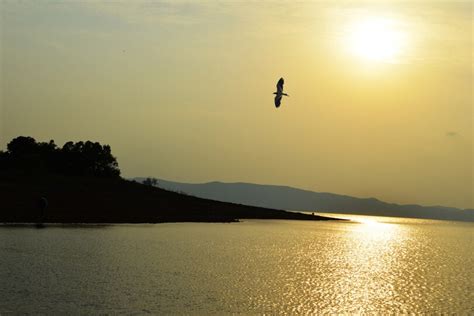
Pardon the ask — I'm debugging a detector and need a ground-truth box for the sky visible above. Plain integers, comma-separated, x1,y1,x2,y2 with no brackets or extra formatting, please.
1,0,472,209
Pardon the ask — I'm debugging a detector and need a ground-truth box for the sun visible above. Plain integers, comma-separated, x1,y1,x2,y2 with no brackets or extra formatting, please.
345,17,406,63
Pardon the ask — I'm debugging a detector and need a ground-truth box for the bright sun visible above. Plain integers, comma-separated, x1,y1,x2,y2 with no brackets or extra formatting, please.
346,18,406,63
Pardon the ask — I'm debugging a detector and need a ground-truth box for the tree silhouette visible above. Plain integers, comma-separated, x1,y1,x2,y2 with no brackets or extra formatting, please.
0,136,120,177
7,136,39,156
143,177,158,187
60,140,120,177
0,136,57,172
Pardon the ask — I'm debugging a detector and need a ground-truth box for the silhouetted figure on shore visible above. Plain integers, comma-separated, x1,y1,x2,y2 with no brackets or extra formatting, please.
36,197,48,228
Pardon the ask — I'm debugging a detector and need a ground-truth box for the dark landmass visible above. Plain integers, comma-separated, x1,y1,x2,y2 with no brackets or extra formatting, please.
0,171,341,223
0,136,342,223
136,178,474,222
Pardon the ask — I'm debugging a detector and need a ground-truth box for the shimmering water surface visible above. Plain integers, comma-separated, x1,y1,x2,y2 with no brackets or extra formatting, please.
1,215,473,314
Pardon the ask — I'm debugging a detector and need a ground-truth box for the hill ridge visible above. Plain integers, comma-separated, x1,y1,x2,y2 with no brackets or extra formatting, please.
134,177,473,222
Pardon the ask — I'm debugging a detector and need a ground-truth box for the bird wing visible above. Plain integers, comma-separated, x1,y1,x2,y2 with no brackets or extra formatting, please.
276,78,284,94
274,95,282,108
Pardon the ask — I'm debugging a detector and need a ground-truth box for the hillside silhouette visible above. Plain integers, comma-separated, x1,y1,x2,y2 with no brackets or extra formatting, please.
137,178,474,222
0,136,339,223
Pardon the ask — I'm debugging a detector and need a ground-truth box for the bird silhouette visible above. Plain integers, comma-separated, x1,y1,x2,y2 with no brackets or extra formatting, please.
273,77,289,108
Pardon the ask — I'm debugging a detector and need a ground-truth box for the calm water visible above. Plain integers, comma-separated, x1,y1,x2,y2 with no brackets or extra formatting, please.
1,215,473,314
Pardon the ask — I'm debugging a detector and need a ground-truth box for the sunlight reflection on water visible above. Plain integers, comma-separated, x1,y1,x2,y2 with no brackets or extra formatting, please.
1,217,473,314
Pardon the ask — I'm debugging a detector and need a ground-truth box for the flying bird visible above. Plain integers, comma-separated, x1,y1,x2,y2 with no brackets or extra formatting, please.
273,77,289,108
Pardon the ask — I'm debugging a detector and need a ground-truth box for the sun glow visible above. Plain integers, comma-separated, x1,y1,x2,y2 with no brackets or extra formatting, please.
346,17,407,63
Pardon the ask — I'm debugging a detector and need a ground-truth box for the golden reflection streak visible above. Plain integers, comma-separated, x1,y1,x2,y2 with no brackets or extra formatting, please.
330,219,409,313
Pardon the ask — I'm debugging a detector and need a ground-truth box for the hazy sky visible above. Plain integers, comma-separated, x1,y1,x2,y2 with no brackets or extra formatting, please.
1,1,472,209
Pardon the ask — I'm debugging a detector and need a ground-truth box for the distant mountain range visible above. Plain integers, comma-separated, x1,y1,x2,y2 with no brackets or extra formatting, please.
134,178,474,222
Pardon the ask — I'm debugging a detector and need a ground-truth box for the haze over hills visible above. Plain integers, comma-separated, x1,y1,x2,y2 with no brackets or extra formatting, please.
134,178,474,222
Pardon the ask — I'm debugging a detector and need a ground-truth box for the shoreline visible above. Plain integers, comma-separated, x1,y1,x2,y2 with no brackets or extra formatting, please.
1,215,346,226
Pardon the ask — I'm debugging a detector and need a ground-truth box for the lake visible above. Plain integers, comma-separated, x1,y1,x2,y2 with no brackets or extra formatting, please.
1,215,473,314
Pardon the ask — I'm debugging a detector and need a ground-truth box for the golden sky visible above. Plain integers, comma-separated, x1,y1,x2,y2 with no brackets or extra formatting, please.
1,1,472,209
